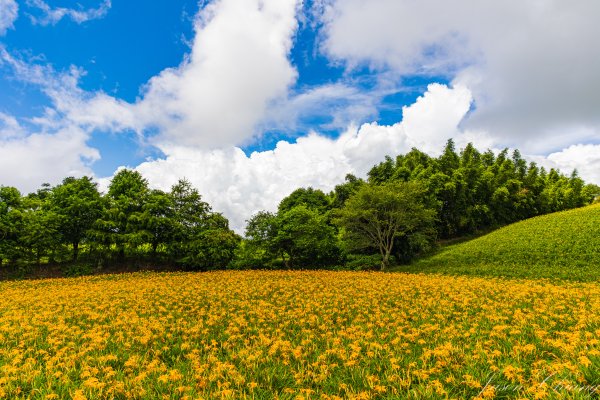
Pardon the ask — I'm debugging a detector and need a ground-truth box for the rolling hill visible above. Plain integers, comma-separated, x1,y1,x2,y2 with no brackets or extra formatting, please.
402,203,600,280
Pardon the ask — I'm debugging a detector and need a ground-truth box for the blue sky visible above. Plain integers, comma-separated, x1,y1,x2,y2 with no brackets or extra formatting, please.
0,0,447,175
1,0,599,231
2,0,199,174
6,0,198,102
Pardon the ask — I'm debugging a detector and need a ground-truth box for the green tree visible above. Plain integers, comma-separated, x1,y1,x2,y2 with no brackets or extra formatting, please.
335,182,437,270
278,187,331,214
438,139,460,175
181,213,240,270
0,186,23,266
273,205,339,268
95,169,149,261
20,196,60,265
331,174,365,209
242,211,278,267
50,177,103,261
168,179,210,263
141,189,175,257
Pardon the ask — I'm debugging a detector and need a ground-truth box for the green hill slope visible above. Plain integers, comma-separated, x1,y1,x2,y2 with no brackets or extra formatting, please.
402,203,600,280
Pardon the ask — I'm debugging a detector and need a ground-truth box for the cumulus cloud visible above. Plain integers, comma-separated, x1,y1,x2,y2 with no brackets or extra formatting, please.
0,127,99,192
0,0,302,193
318,0,600,153
134,0,299,148
27,0,111,26
0,0,18,35
2,0,598,234
132,83,476,232
544,144,600,185
5,0,301,149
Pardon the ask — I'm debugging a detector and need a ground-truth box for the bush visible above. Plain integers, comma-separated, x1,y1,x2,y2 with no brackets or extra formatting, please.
63,263,94,277
344,254,383,270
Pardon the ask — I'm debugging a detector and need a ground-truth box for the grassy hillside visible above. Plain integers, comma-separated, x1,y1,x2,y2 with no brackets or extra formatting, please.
402,203,600,280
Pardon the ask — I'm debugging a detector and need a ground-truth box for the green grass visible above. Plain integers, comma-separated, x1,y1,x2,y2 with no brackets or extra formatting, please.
399,203,600,281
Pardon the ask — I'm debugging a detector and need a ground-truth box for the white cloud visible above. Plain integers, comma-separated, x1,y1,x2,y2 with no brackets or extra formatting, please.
318,0,600,154
2,0,599,235
133,0,300,148
5,0,301,149
0,112,25,139
544,144,600,185
261,82,382,134
133,83,475,232
27,0,111,26
0,127,99,192
0,0,18,35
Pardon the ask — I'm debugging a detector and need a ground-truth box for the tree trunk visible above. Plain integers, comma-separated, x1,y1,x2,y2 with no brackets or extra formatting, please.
281,252,290,269
118,244,125,262
381,251,390,270
72,241,79,261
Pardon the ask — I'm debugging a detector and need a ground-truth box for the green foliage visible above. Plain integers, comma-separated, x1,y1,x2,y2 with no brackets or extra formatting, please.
0,140,597,276
273,205,340,268
20,196,61,265
177,213,240,270
141,189,176,255
49,176,103,261
93,169,150,261
368,139,596,238
405,203,600,280
241,205,340,269
0,186,24,266
331,174,365,208
62,263,94,277
0,173,238,274
335,181,437,269
242,211,279,267
343,253,383,270
277,187,331,214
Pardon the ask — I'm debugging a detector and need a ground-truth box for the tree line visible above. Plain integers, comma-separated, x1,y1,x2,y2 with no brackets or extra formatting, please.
0,170,239,274
1,140,598,274
240,140,598,270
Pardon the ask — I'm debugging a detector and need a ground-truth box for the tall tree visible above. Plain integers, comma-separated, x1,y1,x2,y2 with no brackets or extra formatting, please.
50,177,103,261
0,186,23,266
273,205,340,268
243,211,279,267
97,169,149,261
335,182,437,270
20,196,60,265
141,189,175,256
168,179,211,263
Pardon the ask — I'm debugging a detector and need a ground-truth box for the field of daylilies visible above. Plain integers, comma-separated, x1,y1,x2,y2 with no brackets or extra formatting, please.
1,271,600,399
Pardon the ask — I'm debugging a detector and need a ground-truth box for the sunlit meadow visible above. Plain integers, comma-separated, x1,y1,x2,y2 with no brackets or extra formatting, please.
1,271,600,399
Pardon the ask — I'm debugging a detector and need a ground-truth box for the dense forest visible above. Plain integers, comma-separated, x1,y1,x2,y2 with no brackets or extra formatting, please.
1,140,598,275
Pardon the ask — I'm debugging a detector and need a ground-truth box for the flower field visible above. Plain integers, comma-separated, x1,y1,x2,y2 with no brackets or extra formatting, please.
1,271,600,399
